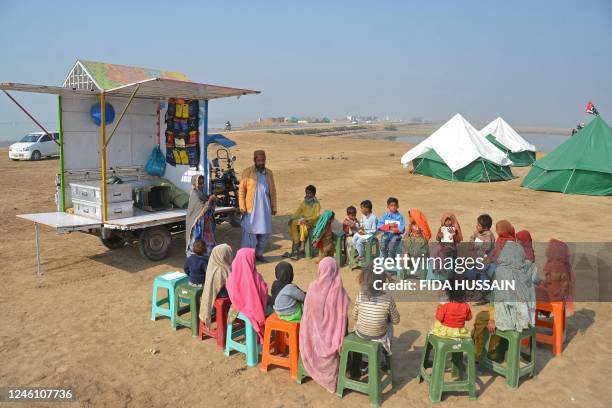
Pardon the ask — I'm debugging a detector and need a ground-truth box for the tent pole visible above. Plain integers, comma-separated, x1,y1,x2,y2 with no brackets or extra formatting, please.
57,95,66,211
100,92,108,222
203,99,209,194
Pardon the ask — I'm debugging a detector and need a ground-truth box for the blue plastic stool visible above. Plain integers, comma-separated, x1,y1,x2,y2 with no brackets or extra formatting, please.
150,272,188,326
224,312,261,367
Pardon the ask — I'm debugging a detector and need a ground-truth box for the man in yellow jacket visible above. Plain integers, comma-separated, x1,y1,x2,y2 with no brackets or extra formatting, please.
239,150,277,262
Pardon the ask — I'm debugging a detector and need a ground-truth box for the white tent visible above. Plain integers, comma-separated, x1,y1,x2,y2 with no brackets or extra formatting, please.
400,113,512,171
479,117,535,152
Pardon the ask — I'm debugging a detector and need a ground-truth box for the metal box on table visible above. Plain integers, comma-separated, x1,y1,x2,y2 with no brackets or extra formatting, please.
70,181,133,204
72,198,134,220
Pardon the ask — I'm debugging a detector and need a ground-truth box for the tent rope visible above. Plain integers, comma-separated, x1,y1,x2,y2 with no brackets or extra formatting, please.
562,168,577,193
481,159,491,182
413,158,424,172
523,168,547,188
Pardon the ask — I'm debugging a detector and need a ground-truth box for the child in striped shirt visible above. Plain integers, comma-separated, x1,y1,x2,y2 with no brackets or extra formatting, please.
352,264,400,354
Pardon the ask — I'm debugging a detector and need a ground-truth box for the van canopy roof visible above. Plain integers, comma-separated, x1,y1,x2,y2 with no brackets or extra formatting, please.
0,59,260,100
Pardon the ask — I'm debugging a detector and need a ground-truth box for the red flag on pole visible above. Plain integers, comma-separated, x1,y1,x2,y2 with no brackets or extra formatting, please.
586,101,599,116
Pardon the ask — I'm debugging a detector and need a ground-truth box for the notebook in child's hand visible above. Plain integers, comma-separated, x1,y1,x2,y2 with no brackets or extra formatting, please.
441,226,454,243
162,271,187,281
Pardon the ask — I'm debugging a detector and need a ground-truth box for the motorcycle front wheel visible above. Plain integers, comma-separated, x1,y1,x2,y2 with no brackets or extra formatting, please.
229,212,241,228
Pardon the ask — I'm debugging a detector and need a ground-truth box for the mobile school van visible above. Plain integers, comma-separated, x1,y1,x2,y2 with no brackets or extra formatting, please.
1,60,259,274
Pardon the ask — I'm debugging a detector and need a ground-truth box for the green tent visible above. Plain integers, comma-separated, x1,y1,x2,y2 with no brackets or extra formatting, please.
479,117,537,167
521,116,612,196
485,134,536,166
413,150,514,182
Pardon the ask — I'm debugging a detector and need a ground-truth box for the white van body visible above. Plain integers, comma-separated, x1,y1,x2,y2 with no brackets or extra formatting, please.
8,131,60,160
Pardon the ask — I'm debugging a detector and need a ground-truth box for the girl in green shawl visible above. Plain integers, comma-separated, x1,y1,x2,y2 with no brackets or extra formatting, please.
471,221,538,358
312,210,335,262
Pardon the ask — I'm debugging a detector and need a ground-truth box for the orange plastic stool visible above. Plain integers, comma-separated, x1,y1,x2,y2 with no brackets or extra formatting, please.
535,301,565,356
260,313,300,379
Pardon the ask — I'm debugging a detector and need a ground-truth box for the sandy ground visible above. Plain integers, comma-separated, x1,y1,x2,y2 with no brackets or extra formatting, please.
1,133,611,408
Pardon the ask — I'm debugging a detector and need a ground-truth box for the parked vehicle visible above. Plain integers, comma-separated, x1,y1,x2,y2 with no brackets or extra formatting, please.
8,132,59,160
2,59,260,269
209,145,241,227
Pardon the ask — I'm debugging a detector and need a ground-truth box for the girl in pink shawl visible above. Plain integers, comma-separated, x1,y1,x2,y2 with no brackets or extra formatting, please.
226,248,269,342
299,257,351,393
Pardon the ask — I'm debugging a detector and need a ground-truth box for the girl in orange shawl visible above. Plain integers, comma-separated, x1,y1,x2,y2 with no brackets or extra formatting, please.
405,209,432,279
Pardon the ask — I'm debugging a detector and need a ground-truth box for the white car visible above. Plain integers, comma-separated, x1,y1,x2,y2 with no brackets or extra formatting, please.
8,132,60,161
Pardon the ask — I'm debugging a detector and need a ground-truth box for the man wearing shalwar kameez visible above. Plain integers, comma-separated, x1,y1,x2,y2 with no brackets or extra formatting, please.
239,150,277,262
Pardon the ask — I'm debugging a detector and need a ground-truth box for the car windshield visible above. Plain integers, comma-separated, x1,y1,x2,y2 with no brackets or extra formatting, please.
19,134,41,143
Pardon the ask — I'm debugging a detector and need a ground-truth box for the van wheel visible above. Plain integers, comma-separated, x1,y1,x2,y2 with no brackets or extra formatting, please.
31,150,41,161
139,227,171,261
100,234,126,250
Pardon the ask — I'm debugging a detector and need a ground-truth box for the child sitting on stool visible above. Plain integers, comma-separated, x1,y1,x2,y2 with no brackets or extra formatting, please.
312,210,336,262
184,239,208,287
431,278,472,338
342,205,361,260
284,185,321,260
271,262,306,322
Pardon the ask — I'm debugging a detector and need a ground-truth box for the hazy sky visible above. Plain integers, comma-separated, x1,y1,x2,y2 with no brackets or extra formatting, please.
1,0,611,139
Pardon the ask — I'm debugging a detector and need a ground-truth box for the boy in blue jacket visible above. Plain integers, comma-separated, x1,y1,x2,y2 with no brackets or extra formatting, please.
184,240,208,286
377,197,405,259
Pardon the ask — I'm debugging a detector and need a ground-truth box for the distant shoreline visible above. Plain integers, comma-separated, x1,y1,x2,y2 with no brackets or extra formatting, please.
0,122,570,147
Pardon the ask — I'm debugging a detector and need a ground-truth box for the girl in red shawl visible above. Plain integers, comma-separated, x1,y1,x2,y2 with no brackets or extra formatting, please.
489,220,516,261
539,239,574,314
516,230,535,262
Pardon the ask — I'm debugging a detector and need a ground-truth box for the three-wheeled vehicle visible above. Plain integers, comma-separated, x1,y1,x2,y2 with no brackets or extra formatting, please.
1,60,260,274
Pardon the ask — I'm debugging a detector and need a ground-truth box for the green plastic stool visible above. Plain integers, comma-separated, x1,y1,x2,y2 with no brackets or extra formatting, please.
173,282,203,337
336,332,392,408
150,272,188,326
417,334,477,403
480,327,537,389
224,312,261,367
305,232,344,267
296,356,310,384
349,237,380,270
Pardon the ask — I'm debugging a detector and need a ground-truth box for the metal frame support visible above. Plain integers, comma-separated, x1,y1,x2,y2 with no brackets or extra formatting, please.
2,90,60,146
203,99,209,193
34,223,42,276
57,95,66,211
100,92,108,222
105,85,140,147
